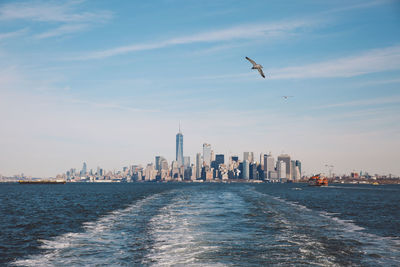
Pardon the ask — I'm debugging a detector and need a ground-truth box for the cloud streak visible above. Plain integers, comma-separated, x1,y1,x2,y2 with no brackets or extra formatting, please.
181,45,400,81
313,95,400,109
34,24,89,39
324,0,394,14
67,98,160,113
74,19,316,60
0,0,112,23
0,1,112,39
270,45,400,79
0,28,28,41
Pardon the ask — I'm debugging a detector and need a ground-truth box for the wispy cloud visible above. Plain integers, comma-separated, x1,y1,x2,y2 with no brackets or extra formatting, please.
0,1,112,39
0,28,28,41
270,45,400,79
34,24,89,39
325,0,394,14
67,98,160,113
74,19,316,60
313,95,400,109
353,78,400,88
0,0,112,23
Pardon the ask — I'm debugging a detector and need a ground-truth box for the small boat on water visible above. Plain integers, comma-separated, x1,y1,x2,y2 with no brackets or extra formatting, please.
308,174,328,186
372,182,379,185
18,180,66,184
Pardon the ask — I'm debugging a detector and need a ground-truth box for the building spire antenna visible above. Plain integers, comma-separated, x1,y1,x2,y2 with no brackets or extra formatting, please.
179,121,181,133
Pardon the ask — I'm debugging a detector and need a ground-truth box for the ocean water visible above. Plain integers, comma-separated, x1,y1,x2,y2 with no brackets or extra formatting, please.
0,183,399,266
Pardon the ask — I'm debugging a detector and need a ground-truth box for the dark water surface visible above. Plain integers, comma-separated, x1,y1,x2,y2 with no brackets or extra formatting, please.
0,183,399,266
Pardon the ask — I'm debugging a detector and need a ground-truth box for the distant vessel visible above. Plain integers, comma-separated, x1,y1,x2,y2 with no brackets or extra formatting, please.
372,182,379,186
18,180,66,184
308,174,328,186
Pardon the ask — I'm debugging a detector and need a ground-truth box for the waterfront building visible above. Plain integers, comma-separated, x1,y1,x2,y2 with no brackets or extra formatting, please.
215,154,224,165
259,153,264,169
179,165,185,180
160,169,169,181
243,160,250,180
203,143,212,167
160,157,168,171
277,160,286,179
176,127,184,167
98,167,103,176
171,160,179,178
155,156,161,171
184,165,191,180
295,160,302,177
144,163,156,181
80,162,87,176
243,152,254,163
229,156,239,171
196,153,202,179
263,154,275,179
211,154,224,170
184,156,190,169
190,164,196,180
277,154,291,179
269,171,279,181
231,156,239,163
201,165,213,180
205,169,213,180
290,160,296,180
250,162,258,180
235,168,241,179
218,164,228,180
293,165,301,180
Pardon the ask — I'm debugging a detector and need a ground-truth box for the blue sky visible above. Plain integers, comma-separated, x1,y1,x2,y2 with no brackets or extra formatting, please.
0,0,399,177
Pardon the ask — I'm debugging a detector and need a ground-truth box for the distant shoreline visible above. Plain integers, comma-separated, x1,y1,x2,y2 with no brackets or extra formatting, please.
1,178,399,185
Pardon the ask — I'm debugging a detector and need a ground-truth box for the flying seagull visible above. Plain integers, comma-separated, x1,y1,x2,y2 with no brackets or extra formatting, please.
245,56,265,78
282,96,294,100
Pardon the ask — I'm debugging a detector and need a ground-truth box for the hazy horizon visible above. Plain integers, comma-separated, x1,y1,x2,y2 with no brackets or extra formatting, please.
1,0,400,177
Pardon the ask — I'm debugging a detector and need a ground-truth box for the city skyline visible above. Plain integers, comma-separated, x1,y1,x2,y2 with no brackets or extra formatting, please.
0,121,398,178
54,125,306,182
1,1,400,177
2,126,393,180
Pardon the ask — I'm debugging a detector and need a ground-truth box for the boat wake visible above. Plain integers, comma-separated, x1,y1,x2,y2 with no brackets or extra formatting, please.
12,192,172,266
11,185,400,266
246,187,400,266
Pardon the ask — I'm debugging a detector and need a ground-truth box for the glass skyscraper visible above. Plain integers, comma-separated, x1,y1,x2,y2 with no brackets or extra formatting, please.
277,154,291,179
176,128,184,167
203,143,211,167
196,153,202,179
81,162,87,176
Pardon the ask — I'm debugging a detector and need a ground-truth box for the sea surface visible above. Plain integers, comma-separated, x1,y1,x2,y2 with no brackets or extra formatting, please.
0,182,399,266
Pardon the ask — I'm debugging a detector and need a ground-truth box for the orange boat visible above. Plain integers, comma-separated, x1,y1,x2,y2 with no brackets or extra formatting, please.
308,174,328,186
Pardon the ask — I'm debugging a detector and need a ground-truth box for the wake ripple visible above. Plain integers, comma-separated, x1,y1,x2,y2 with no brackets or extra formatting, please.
246,187,400,266
11,185,400,266
12,193,170,266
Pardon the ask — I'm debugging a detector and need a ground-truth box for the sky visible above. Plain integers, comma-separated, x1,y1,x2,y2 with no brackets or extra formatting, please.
0,0,400,177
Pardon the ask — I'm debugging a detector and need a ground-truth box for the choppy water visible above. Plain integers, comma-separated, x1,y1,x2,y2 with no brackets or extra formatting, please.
1,183,399,266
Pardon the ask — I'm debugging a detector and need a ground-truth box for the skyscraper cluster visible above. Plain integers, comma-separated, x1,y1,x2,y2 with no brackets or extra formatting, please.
150,127,302,182
61,127,302,183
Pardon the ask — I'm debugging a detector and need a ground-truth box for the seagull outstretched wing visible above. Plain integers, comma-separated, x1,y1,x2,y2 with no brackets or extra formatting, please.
258,68,265,78
245,56,257,66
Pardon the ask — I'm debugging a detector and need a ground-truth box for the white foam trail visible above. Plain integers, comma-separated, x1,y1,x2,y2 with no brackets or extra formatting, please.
319,211,365,232
247,190,337,265
12,193,164,266
144,190,245,266
248,187,400,265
